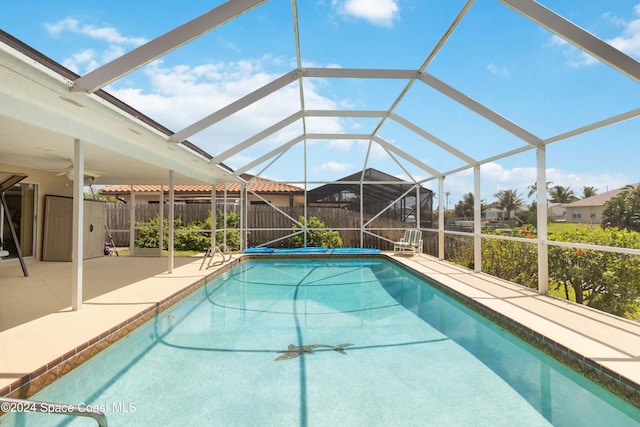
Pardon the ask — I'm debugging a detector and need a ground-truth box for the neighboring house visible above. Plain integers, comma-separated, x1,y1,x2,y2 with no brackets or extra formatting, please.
484,207,505,222
547,203,567,222
100,174,305,207
484,205,529,221
563,186,634,224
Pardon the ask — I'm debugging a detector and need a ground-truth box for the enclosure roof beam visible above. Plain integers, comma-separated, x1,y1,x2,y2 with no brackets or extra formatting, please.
305,133,373,140
303,68,419,80
544,108,640,145
304,110,388,118
418,72,544,148
233,134,304,175
390,113,477,165
500,0,640,83
72,0,267,92
369,0,476,139
170,69,302,143
212,111,303,164
372,135,441,177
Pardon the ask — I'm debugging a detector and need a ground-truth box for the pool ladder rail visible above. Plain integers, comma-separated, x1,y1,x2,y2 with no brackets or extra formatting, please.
0,396,108,426
200,244,232,270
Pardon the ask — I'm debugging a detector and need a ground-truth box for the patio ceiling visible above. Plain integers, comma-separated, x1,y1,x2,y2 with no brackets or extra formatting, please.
0,31,238,185
0,0,638,189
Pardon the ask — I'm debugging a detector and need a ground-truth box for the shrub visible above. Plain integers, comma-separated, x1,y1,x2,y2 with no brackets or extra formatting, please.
548,227,640,318
134,210,241,252
288,216,343,248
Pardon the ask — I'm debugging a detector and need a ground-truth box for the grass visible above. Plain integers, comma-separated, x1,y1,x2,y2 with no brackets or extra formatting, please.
547,222,599,234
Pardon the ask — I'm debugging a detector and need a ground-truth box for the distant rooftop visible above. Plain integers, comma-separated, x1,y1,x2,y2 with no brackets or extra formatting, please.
101,175,304,196
564,184,639,207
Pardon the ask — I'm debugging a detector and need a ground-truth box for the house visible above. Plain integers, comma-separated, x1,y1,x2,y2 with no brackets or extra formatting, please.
548,203,567,222
563,185,636,224
484,207,505,222
100,174,305,207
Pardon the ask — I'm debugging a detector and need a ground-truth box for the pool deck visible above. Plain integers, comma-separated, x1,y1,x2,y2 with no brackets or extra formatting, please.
0,252,639,406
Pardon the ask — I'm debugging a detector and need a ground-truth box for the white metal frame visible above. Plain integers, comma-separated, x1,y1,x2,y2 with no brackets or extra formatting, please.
56,0,640,305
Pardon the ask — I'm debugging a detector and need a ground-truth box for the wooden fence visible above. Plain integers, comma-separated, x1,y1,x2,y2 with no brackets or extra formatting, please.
105,203,430,251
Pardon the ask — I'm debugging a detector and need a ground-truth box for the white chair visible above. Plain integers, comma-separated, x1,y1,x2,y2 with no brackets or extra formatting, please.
393,229,423,255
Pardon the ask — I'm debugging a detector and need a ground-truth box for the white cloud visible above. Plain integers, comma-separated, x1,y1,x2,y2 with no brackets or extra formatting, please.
606,4,640,58
487,63,510,77
45,17,148,73
313,161,352,173
109,58,348,169
333,0,399,28
45,17,147,46
548,35,598,67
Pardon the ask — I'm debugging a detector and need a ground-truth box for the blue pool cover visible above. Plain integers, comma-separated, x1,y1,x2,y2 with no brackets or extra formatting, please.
244,247,381,255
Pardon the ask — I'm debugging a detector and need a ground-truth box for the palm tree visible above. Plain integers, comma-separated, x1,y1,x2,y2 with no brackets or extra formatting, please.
581,186,598,199
454,192,486,218
494,189,523,219
549,185,577,203
527,181,554,199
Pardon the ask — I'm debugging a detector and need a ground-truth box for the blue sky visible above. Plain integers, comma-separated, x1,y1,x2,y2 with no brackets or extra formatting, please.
1,0,639,207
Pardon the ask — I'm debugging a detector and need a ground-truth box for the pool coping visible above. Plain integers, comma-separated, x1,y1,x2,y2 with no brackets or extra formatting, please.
1,253,639,411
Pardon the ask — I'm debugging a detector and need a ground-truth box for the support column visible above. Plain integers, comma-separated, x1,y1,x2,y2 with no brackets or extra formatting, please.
241,183,248,252
168,170,174,273
129,185,135,253
211,183,217,252
537,147,549,294
438,177,445,260
223,184,228,248
71,139,84,311
473,166,482,272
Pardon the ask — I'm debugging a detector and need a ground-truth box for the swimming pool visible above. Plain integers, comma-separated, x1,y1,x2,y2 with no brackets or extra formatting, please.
3,258,639,426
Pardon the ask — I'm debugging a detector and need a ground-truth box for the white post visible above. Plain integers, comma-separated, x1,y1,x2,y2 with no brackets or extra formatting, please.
241,183,247,252
223,184,228,248
129,185,135,254
211,183,217,252
158,189,164,256
71,139,84,311
438,177,445,260
536,147,549,294
168,170,174,273
474,165,482,272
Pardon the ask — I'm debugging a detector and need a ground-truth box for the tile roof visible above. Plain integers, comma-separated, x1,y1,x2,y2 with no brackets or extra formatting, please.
100,178,304,195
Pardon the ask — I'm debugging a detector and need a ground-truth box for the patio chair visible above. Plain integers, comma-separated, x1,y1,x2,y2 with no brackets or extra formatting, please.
393,229,423,255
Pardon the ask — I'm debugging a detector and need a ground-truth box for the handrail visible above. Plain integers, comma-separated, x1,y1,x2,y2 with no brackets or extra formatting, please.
200,244,232,270
0,396,108,426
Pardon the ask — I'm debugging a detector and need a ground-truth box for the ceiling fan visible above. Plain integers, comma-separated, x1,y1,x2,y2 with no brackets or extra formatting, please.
46,162,105,181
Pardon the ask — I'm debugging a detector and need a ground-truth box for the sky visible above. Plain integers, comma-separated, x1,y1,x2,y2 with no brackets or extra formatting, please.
1,0,639,208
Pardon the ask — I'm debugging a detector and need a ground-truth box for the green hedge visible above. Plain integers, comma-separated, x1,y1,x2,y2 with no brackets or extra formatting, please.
135,210,240,252
450,226,640,320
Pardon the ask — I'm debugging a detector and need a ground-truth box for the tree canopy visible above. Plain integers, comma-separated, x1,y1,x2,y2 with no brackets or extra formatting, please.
454,192,487,218
548,185,578,203
601,184,640,232
581,186,598,199
493,189,523,219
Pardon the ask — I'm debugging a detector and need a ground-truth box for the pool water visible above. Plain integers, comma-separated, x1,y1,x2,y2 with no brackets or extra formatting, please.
3,258,640,426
